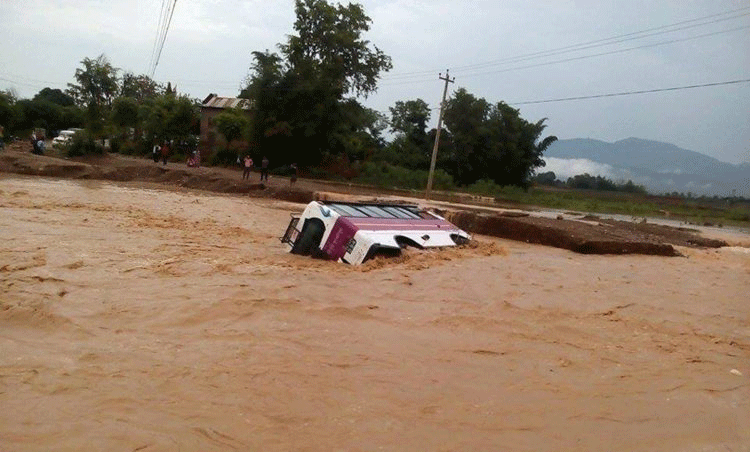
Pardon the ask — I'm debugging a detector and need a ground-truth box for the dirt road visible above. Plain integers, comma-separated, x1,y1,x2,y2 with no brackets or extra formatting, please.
1,175,748,451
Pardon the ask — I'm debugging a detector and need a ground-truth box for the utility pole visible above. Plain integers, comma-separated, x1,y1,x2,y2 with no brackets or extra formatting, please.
425,70,454,200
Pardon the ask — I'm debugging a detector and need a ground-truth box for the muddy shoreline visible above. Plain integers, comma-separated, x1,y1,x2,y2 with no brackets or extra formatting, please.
0,148,730,255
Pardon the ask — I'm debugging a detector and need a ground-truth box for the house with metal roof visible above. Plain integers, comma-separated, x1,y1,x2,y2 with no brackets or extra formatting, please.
199,94,254,153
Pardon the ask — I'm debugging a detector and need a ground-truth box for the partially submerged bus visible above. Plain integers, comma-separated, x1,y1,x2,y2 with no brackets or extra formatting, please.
281,200,471,265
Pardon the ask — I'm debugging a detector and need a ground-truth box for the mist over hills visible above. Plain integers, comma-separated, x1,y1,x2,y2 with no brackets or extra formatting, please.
543,138,749,197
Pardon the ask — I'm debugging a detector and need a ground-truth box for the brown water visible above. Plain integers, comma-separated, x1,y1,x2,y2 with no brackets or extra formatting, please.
1,176,749,451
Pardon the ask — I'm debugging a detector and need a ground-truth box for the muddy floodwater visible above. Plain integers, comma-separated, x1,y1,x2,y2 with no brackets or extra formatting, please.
1,176,749,451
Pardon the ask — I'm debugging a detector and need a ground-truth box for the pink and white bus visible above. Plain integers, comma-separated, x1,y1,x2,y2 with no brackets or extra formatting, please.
281,200,471,265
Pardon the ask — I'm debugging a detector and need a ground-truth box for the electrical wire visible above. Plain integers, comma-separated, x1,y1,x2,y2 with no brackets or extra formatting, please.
147,0,164,74
510,78,750,105
152,0,178,77
379,7,750,82
456,25,750,80
144,6,750,92
148,0,178,78
450,11,750,73
378,25,749,86
148,0,169,75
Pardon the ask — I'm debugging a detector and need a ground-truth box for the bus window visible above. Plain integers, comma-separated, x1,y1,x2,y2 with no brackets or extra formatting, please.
329,203,368,217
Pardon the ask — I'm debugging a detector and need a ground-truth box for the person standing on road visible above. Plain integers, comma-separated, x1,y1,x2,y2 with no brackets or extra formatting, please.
152,142,160,162
161,141,169,165
290,163,298,186
242,155,253,180
260,156,269,182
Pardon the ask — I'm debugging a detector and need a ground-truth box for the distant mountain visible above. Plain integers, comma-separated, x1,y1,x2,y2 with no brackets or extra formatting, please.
544,138,749,197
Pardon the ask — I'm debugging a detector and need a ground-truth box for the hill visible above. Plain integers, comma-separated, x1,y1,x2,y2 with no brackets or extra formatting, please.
544,138,749,197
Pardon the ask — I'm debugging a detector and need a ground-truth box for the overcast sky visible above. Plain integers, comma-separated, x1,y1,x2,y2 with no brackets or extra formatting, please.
1,0,748,164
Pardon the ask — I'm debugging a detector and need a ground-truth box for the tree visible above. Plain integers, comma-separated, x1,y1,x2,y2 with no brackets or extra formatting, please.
441,88,491,185
111,97,139,128
240,1,392,168
280,0,392,98
33,88,75,107
142,94,199,144
240,50,287,155
533,171,558,186
16,99,63,132
389,99,431,148
487,102,557,188
442,88,557,188
67,54,120,109
120,73,163,101
0,90,20,133
240,50,284,101
213,108,249,144
378,99,432,170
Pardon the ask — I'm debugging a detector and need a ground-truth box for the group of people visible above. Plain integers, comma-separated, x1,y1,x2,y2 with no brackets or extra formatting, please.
149,142,298,186
153,140,201,167
30,131,45,155
152,142,170,165
242,155,271,182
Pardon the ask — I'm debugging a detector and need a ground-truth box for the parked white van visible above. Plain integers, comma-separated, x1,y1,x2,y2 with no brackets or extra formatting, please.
51,129,81,147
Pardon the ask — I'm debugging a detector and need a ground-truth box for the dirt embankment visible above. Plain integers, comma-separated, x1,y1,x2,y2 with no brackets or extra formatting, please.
0,147,729,256
446,211,727,257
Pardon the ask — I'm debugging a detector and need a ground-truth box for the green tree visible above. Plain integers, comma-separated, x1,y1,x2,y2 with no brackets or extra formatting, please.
487,102,557,188
241,0,392,169
441,88,491,184
111,96,140,149
213,108,249,144
33,88,75,107
380,99,432,169
0,90,21,133
281,0,392,98
60,105,85,130
120,73,163,101
66,54,120,136
442,88,557,188
16,99,63,132
142,94,199,144
67,54,120,109
240,50,287,155
389,99,431,139
533,171,558,186
111,97,139,129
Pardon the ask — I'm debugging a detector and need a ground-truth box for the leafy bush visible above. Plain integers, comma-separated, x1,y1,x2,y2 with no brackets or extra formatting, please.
726,208,750,222
66,130,104,157
109,137,121,154
466,179,525,201
353,162,454,191
209,146,239,166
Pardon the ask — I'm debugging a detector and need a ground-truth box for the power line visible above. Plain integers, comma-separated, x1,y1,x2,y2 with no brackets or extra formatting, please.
379,24,749,86
379,6,750,83
510,78,750,105
139,7,750,91
148,0,170,75
457,25,750,79
0,76,49,89
166,18,746,91
153,0,178,77
450,10,750,73
148,0,178,78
